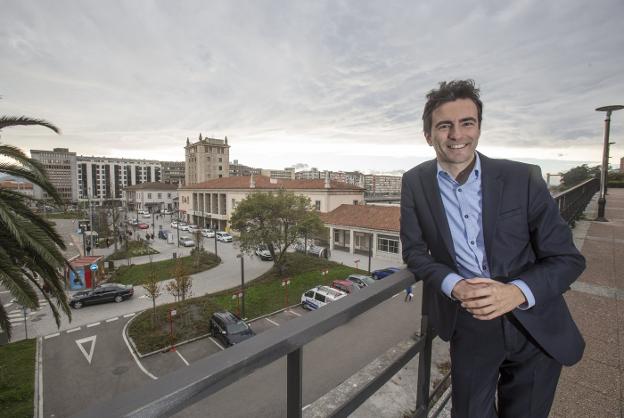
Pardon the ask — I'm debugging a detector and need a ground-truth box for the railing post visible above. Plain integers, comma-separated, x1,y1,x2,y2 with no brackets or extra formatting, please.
415,313,434,418
287,348,303,418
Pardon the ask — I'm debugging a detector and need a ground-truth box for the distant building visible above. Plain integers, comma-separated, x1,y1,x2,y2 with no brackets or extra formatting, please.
185,134,230,185
178,175,365,231
0,180,34,198
76,156,162,203
229,160,261,177
30,148,78,202
295,169,364,187
321,204,402,263
620,156,624,173
123,182,178,213
364,174,402,195
160,161,185,185
260,167,295,180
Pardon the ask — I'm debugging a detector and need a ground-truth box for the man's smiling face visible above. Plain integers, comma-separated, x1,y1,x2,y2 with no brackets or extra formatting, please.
425,98,480,176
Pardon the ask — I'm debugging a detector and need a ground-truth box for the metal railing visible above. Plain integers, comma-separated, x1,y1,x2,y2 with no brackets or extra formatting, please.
73,269,440,418
552,178,600,225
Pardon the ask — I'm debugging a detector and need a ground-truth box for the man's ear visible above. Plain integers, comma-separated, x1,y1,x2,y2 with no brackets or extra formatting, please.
424,132,432,146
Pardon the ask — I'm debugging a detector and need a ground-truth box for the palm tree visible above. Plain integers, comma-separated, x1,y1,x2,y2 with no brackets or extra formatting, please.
0,116,71,339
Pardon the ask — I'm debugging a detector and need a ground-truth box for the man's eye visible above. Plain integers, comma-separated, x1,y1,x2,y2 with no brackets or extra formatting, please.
438,124,451,129
462,121,475,127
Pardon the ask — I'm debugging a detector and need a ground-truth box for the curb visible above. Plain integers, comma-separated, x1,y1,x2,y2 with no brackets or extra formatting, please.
34,336,43,418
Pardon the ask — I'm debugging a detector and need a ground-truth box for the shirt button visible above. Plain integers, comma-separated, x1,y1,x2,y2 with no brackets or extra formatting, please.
470,240,475,245
464,214,469,219
457,188,462,192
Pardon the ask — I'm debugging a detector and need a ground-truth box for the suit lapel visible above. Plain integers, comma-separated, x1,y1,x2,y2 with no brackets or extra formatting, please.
419,160,457,262
479,153,503,267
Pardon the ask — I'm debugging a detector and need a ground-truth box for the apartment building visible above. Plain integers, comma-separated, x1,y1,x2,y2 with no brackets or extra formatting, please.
30,148,79,202
185,134,230,185
0,180,34,198
161,161,185,184
229,160,261,177
178,175,365,231
259,167,295,180
123,182,178,213
76,156,161,203
364,174,402,195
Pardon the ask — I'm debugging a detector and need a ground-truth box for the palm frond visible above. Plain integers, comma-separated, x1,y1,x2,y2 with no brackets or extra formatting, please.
0,116,60,134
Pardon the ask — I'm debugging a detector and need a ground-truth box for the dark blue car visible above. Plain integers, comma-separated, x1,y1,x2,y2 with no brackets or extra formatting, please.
371,267,401,280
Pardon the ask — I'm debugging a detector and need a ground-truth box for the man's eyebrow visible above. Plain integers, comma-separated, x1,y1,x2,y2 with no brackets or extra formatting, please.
434,116,477,128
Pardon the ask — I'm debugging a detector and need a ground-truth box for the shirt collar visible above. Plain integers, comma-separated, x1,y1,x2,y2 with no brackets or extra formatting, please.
436,153,481,182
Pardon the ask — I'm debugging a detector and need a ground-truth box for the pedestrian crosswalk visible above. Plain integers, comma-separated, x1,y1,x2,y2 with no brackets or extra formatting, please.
6,299,49,324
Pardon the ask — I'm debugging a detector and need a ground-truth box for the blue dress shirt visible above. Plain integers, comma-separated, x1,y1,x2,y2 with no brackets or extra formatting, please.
438,154,535,309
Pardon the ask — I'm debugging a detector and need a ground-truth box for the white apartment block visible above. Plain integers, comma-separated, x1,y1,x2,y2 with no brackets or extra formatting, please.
185,134,230,185
77,156,162,203
178,175,365,231
364,174,402,195
123,182,178,213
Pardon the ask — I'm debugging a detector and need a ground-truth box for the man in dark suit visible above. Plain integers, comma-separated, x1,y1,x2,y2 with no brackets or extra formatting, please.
400,80,585,418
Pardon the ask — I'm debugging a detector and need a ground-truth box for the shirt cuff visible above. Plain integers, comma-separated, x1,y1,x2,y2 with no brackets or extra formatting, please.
510,280,535,310
441,273,464,300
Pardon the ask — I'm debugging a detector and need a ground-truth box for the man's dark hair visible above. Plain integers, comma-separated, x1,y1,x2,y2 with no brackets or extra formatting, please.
422,79,483,135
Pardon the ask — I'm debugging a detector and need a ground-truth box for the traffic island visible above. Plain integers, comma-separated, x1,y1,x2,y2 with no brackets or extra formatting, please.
0,338,36,418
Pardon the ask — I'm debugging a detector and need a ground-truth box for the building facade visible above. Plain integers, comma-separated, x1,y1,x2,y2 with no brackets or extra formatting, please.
185,134,230,185
123,182,178,213
0,180,34,198
76,156,162,203
321,204,402,264
30,148,78,202
160,161,185,184
229,160,261,177
363,174,402,195
178,175,365,231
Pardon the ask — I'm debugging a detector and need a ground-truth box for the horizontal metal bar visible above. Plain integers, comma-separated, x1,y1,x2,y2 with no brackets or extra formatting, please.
329,334,426,418
72,269,417,418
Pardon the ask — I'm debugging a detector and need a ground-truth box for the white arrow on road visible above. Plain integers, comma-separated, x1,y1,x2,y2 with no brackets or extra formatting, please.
75,335,97,364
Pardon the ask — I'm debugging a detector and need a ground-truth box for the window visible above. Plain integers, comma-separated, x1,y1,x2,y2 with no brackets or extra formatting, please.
157,193,162,199
314,293,325,303
167,193,171,198
147,193,152,199
315,200,321,211
218,157,222,162
218,166,222,171
305,291,314,298
377,235,400,254
353,200,359,205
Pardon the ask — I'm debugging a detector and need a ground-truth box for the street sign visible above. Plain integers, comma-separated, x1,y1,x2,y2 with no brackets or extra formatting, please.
90,263,98,272
170,309,177,316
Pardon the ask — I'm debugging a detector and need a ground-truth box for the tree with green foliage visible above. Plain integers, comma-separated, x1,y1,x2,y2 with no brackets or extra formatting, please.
230,190,325,270
560,164,600,190
0,116,71,339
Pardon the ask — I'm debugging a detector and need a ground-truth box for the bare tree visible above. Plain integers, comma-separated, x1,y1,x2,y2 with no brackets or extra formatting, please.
142,267,161,325
167,259,192,302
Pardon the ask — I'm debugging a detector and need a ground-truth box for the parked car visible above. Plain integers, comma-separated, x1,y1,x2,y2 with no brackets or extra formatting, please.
137,223,149,229
188,224,200,233
371,267,401,280
346,274,376,288
162,209,173,215
128,219,139,226
179,236,195,247
255,245,272,261
170,220,178,228
201,228,215,238
70,283,134,309
331,279,360,294
178,223,189,231
301,285,347,310
143,213,151,218
216,231,233,242
158,229,170,240
294,241,327,258
209,310,255,347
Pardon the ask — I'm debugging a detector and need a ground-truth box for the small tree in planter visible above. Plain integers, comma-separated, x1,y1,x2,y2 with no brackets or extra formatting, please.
167,259,192,302
142,267,161,326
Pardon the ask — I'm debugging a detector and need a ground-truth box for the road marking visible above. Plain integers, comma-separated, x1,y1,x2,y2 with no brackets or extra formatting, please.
44,333,60,339
392,293,401,298
266,318,280,327
8,312,23,318
176,350,190,366
122,318,158,380
75,335,97,364
8,309,20,314
123,313,136,318
86,322,101,328
288,310,302,317
106,317,119,323
3,302,13,308
36,337,43,418
66,327,81,334
10,318,26,323
0,290,10,294
302,404,311,411
209,337,225,351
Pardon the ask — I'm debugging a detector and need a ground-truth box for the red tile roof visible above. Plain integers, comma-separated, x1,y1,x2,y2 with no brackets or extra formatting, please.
123,182,179,191
181,175,364,191
321,204,400,232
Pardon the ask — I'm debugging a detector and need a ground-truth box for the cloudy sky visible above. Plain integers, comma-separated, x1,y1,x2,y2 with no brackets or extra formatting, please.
1,0,623,177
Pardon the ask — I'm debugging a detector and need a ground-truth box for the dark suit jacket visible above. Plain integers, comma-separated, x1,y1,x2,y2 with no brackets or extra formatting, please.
400,153,585,366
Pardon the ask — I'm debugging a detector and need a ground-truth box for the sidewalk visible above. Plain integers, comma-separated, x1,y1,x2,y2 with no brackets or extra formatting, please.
550,188,624,417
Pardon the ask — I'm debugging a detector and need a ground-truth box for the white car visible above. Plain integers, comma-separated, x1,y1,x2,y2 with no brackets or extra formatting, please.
143,213,151,218
301,286,347,310
216,231,233,242
178,223,189,231
201,228,215,238
188,224,200,233
162,209,173,215
170,221,178,228
178,236,195,247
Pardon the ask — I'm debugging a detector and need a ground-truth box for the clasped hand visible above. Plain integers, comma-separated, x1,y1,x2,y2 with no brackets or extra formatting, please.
451,278,526,320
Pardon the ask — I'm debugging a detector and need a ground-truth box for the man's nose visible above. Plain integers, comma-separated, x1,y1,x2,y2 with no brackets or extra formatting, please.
448,124,460,139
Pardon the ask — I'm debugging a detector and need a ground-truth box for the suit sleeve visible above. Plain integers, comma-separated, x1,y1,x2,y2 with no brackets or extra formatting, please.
400,174,456,292
517,165,586,305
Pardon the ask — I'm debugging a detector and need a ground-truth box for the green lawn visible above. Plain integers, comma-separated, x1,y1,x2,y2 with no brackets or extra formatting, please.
0,339,36,418
111,251,221,286
106,240,159,261
128,253,367,354
44,211,85,219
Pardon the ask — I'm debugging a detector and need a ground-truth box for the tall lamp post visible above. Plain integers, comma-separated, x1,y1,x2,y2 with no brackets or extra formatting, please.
595,105,624,222
236,253,245,319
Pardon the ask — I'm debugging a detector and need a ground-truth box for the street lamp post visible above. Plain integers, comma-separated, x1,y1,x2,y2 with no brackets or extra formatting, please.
236,254,245,319
595,105,624,222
